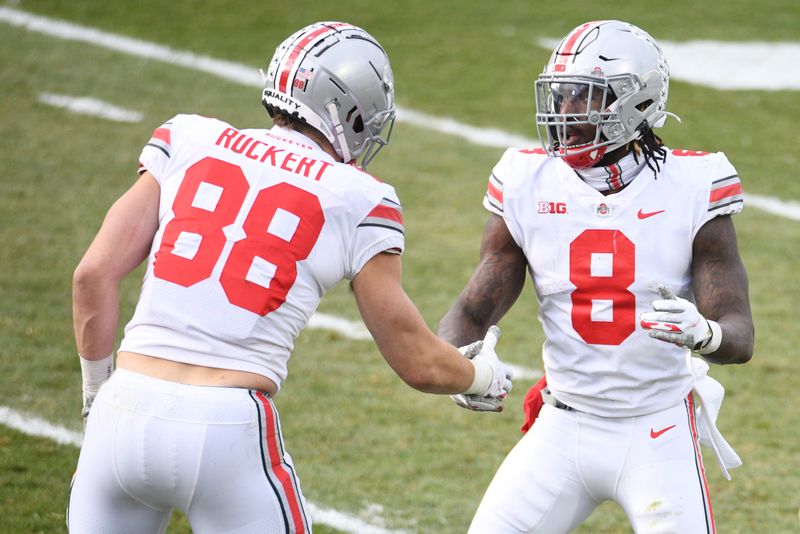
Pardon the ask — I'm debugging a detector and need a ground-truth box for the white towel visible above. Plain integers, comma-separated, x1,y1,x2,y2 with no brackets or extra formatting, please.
687,356,743,480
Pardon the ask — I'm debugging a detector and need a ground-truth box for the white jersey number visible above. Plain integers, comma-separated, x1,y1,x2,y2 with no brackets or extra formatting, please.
154,157,325,316
569,229,636,345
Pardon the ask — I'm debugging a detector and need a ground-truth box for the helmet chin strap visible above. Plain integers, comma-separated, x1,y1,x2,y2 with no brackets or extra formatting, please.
326,101,351,163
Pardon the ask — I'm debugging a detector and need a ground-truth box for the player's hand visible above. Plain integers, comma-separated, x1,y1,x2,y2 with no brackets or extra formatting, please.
451,392,505,412
451,326,514,412
640,285,713,351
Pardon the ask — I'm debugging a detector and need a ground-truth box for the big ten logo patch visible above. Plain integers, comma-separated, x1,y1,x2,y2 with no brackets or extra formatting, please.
538,201,568,214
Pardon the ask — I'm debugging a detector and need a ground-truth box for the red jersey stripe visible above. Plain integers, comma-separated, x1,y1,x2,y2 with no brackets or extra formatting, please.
152,127,170,144
487,179,503,204
709,182,742,203
367,204,403,224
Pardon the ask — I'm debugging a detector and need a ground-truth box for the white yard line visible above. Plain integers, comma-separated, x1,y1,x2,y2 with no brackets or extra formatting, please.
309,313,543,379
746,194,800,221
396,107,535,149
0,406,408,534
308,313,373,340
0,406,83,447
38,92,143,122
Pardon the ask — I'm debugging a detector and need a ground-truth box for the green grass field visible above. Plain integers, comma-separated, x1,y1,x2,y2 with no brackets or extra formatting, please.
1,1,799,532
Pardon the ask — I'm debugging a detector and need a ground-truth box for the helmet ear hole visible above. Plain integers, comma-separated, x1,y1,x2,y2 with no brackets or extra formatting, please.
352,115,364,133
345,105,363,133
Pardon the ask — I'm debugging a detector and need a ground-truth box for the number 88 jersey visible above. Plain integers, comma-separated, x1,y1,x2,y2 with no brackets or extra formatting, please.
119,114,404,391
484,147,743,417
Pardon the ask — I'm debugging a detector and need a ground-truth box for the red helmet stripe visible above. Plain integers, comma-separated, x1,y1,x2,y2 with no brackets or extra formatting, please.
554,22,594,69
554,20,611,71
277,23,353,93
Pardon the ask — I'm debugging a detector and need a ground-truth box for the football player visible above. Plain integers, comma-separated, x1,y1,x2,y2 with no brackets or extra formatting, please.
438,20,753,533
68,22,512,533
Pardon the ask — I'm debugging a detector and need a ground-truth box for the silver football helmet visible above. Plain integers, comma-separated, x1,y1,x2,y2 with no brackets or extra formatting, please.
535,20,673,169
262,22,395,169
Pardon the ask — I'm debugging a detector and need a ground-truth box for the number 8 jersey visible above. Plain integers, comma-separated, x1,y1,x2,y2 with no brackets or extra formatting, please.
119,114,404,391
484,147,743,417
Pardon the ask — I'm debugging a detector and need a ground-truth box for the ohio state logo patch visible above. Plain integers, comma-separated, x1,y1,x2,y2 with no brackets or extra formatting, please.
596,202,612,217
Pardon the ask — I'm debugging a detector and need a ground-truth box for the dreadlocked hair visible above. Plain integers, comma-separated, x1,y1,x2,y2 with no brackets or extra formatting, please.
631,128,667,176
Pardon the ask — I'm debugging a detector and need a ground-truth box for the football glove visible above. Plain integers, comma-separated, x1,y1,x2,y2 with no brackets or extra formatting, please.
451,326,513,412
451,392,506,412
640,285,721,354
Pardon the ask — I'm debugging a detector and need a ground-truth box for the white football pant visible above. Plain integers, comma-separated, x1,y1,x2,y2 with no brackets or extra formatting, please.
470,394,715,533
68,369,311,533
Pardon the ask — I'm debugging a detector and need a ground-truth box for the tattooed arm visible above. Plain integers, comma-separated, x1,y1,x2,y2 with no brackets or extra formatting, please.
692,215,754,364
437,214,528,347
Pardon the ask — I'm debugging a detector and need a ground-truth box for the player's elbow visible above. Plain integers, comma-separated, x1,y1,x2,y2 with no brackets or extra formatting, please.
732,327,755,364
73,262,98,295
397,364,440,392
72,259,113,301
728,317,755,364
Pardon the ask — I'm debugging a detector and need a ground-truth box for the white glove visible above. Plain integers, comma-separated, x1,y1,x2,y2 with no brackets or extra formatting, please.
451,392,506,412
451,326,513,412
640,285,721,354
80,353,114,419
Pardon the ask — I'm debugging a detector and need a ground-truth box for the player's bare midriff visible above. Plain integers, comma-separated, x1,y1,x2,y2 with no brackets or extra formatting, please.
117,351,279,396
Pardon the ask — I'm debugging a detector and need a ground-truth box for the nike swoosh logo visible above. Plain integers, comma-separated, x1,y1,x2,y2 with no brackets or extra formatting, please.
638,208,665,219
650,425,676,439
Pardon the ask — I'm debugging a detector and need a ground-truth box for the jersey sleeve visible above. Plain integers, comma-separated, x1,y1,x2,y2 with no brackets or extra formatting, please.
699,152,744,227
483,148,523,216
137,115,182,184
348,194,405,279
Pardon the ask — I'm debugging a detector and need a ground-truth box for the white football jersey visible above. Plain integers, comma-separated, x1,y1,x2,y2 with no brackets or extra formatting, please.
119,114,404,390
485,148,743,416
